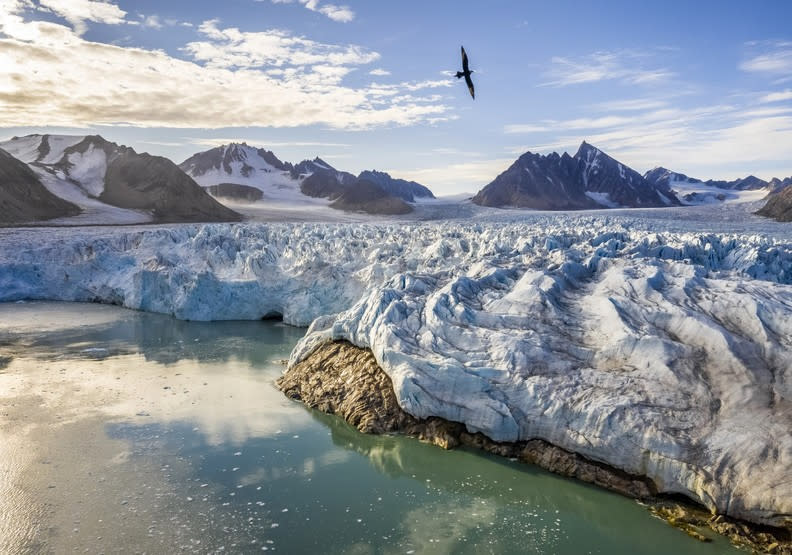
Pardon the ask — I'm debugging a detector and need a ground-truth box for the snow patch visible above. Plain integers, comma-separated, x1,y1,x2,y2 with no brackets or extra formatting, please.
585,191,621,208
66,145,108,197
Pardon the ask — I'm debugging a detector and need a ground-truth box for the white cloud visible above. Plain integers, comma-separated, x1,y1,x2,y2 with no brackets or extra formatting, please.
0,16,451,130
267,0,354,23
759,89,792,103
369,68,390,76
592,98,669,112
142,14,162,29
741,42,792,74
37,0,126,35
542,50,674,87
184,19,379,70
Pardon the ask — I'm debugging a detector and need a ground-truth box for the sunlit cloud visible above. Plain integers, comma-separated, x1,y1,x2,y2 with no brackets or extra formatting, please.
369,68,390,76
37,0,127,35
0,7,451,130
387,158,515,193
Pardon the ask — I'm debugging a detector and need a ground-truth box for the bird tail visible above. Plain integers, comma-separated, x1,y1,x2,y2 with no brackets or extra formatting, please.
455,71,464,79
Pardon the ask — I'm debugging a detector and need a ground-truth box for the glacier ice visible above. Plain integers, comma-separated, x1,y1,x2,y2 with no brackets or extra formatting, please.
0,215,790,527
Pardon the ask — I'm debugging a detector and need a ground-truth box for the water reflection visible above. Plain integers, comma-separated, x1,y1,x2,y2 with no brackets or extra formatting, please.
0,302,738,554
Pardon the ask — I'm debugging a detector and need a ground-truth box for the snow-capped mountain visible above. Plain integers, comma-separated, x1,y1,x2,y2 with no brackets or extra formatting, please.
180,143,432,215
0,134,240,224
0,147,80,224
473,141,679,210
643,167,781,205
642,167,701,188
180,143,294,189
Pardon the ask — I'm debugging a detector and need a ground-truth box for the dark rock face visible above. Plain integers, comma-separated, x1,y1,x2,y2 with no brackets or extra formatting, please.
473,141,679,210
279,340,792,554
179,143,292,178
205,183,264,202
0,148,81,224
299,165,357,200
290,157,336,180
102,151,242,223
705,175,768,190
329,179,413,215
358,170,435,202
756,184,792,222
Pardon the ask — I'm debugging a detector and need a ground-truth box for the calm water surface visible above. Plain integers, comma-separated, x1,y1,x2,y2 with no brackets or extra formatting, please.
0,302,741,554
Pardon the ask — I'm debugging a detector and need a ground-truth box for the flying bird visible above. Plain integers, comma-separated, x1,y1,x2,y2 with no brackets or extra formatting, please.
456,46,475,99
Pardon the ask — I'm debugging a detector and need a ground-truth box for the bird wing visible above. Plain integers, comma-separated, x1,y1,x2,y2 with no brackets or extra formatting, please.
465,74,475,99
461,46,470,73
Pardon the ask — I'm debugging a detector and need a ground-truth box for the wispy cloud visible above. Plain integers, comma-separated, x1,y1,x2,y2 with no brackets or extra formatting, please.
141,14,162,29
759,89,792,103
369,68,390,76
592,97,670,112
0,8,451,130
541,50,674,87
740,41,792,75
268,0,354,23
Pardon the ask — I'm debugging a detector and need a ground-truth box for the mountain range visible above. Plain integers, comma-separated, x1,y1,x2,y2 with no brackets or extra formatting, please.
473,142,680,210
178,143,434,215
0,134,240,225
1,133,790,225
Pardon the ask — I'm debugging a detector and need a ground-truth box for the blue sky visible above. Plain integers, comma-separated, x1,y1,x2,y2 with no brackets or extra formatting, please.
1,0,791,194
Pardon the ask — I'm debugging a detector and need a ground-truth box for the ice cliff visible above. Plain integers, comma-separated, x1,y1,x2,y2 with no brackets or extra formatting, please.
0,219,790,528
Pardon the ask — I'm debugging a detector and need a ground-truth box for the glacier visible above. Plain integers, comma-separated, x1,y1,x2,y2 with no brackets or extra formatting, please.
0,213,790,528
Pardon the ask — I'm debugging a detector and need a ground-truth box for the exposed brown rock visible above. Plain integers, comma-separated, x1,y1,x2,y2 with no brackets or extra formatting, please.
756,184,792,222
278,340,792,553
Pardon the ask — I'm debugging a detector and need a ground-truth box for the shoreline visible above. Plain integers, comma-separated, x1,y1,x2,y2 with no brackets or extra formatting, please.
278,340,792,554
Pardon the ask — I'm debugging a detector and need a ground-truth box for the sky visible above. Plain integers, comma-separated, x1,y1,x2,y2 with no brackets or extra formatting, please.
1,0,792,195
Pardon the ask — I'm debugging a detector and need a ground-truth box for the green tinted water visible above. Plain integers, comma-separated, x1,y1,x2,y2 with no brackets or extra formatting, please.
0,302,740,554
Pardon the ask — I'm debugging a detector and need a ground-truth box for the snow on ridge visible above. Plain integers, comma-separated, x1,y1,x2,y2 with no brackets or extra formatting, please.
0,218,790,527
0,135,43,163
40,135,84,165
66,144,108,197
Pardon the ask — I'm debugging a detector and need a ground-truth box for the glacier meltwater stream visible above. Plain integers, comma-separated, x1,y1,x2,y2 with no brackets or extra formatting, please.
0,302,741,554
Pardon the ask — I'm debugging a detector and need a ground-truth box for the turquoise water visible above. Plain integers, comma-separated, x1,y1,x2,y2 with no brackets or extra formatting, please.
0,302,741,554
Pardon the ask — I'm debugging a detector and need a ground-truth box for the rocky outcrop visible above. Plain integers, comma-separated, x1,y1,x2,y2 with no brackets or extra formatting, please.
756,184,792,222
473,142,679,209
280,340,792,554
329,179,412,215
0,148,81,224
357,170,435,202
278,341,654,497
205,183,264,202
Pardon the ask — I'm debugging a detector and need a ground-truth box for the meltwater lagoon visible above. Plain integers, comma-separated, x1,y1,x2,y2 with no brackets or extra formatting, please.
0,302,740,554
